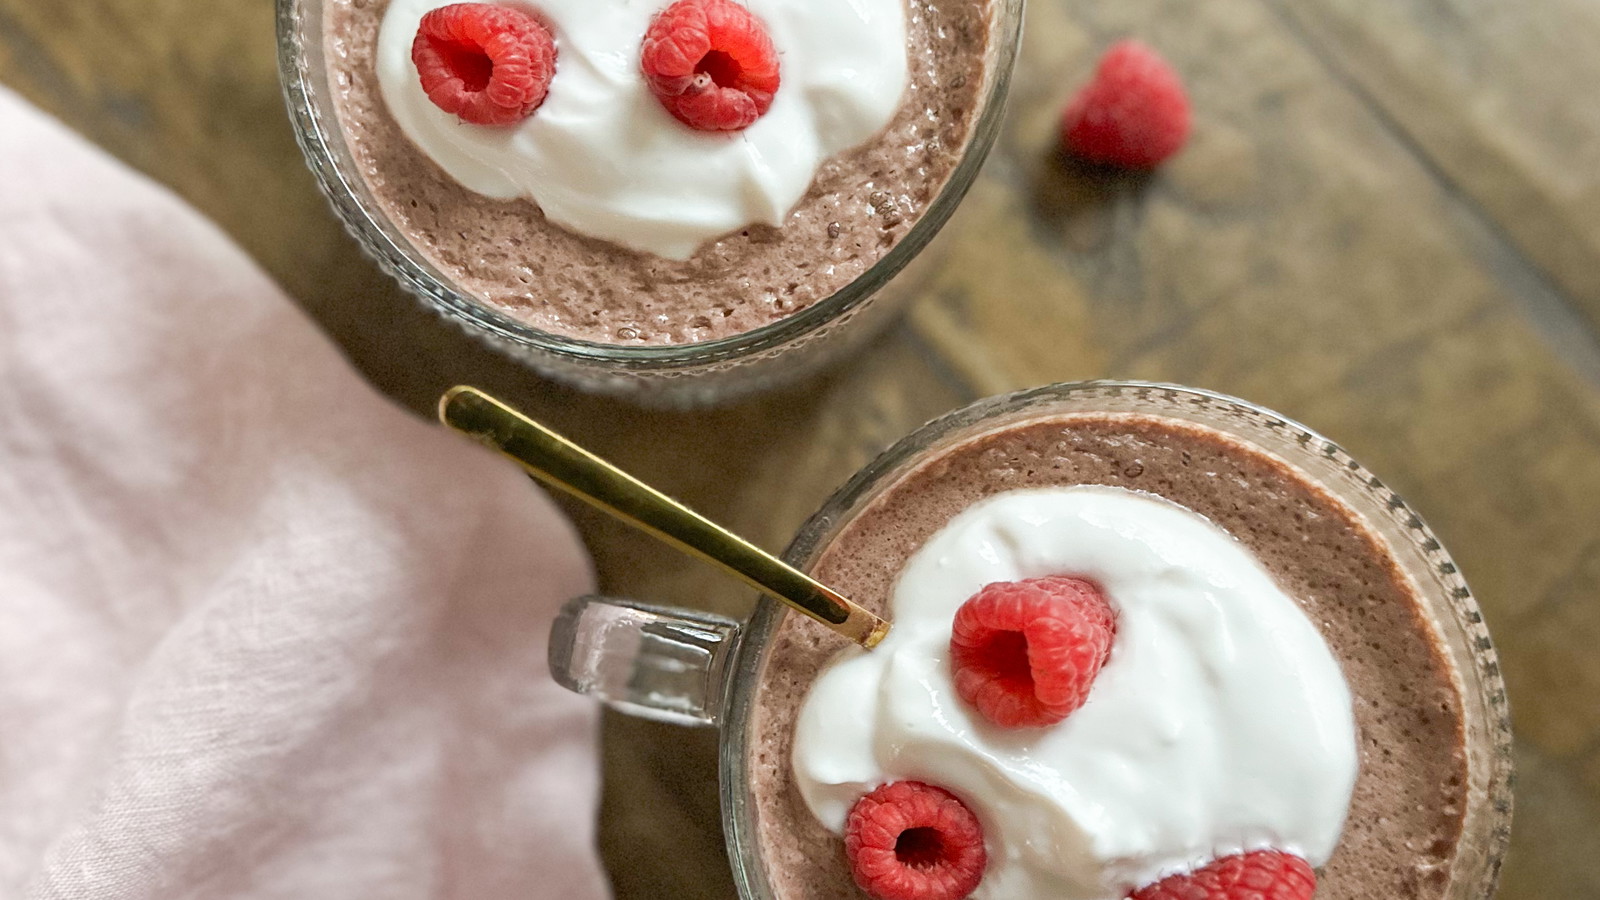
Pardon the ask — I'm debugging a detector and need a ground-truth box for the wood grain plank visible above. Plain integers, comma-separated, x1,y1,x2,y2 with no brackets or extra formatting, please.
1265,0,1600,336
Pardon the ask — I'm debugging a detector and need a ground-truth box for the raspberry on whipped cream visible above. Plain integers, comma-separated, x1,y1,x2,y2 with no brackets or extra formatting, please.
641,0,782,132
374,0,909,259
1129,850,1316,900
410,3,557,126
949,576,1116,729
845,781,987,900
793,485,1359,899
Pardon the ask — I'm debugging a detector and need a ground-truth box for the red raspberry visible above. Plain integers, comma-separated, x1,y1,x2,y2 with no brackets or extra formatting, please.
1129,850,1317,900
949,576,1115,729
411,3,557,126
844,781,987,900
1060,40,1191,169
640,0,781,132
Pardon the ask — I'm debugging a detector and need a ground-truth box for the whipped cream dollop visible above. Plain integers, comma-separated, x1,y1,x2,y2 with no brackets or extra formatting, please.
375,0,909,260
792,486,1359,899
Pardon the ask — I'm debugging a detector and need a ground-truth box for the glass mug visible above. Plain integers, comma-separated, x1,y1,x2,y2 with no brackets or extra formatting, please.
276,0,1024,405
549,381,1514,898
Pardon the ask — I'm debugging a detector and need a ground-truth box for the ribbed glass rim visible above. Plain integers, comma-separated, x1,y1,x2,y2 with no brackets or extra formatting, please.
721,380,1514,900
276,0,1026,372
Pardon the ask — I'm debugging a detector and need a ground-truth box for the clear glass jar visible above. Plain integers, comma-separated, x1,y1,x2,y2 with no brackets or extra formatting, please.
276,0,1025,405
550,381,1514,899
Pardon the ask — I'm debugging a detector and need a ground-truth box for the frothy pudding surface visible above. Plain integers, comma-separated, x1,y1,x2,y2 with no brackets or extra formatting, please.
324,0,991,345
750,414,1468,900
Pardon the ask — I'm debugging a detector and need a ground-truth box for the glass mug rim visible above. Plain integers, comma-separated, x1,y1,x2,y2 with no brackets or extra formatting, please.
274,0,1026,372
699,380,1513,900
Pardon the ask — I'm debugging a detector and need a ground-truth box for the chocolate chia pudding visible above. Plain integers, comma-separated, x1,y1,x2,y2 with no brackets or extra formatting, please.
323,0,992,345
750,414,1469,899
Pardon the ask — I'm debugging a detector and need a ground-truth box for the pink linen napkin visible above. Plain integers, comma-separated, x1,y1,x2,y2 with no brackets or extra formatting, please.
0,87,610,900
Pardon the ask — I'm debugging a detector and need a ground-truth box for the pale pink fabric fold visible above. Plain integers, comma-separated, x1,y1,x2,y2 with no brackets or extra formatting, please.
0,87,610,900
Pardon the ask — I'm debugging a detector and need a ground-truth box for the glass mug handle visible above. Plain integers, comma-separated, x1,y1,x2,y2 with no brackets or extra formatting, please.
548,596,743,727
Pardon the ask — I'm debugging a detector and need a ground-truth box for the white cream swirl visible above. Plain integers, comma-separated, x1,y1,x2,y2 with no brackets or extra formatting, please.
374,0,909,260
792,486,1358,899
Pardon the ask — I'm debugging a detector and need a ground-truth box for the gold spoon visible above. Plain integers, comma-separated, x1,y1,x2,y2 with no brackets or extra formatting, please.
437,386,890,649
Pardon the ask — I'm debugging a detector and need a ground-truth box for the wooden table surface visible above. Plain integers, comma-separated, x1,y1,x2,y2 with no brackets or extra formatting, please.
5,0,1599,895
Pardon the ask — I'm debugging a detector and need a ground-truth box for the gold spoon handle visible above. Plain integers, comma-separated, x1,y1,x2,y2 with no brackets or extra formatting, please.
438,386,889,649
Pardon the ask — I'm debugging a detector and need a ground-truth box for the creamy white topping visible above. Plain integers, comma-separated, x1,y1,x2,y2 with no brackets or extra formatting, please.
792,486,1358,899
375,0,909,260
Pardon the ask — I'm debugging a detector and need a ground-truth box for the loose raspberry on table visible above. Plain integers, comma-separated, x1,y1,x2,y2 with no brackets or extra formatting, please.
845,781,987,900
640,0,781,132
1129,850,1317,900
411,3,557,126
1060,40,1191,169
949,576,1116,729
